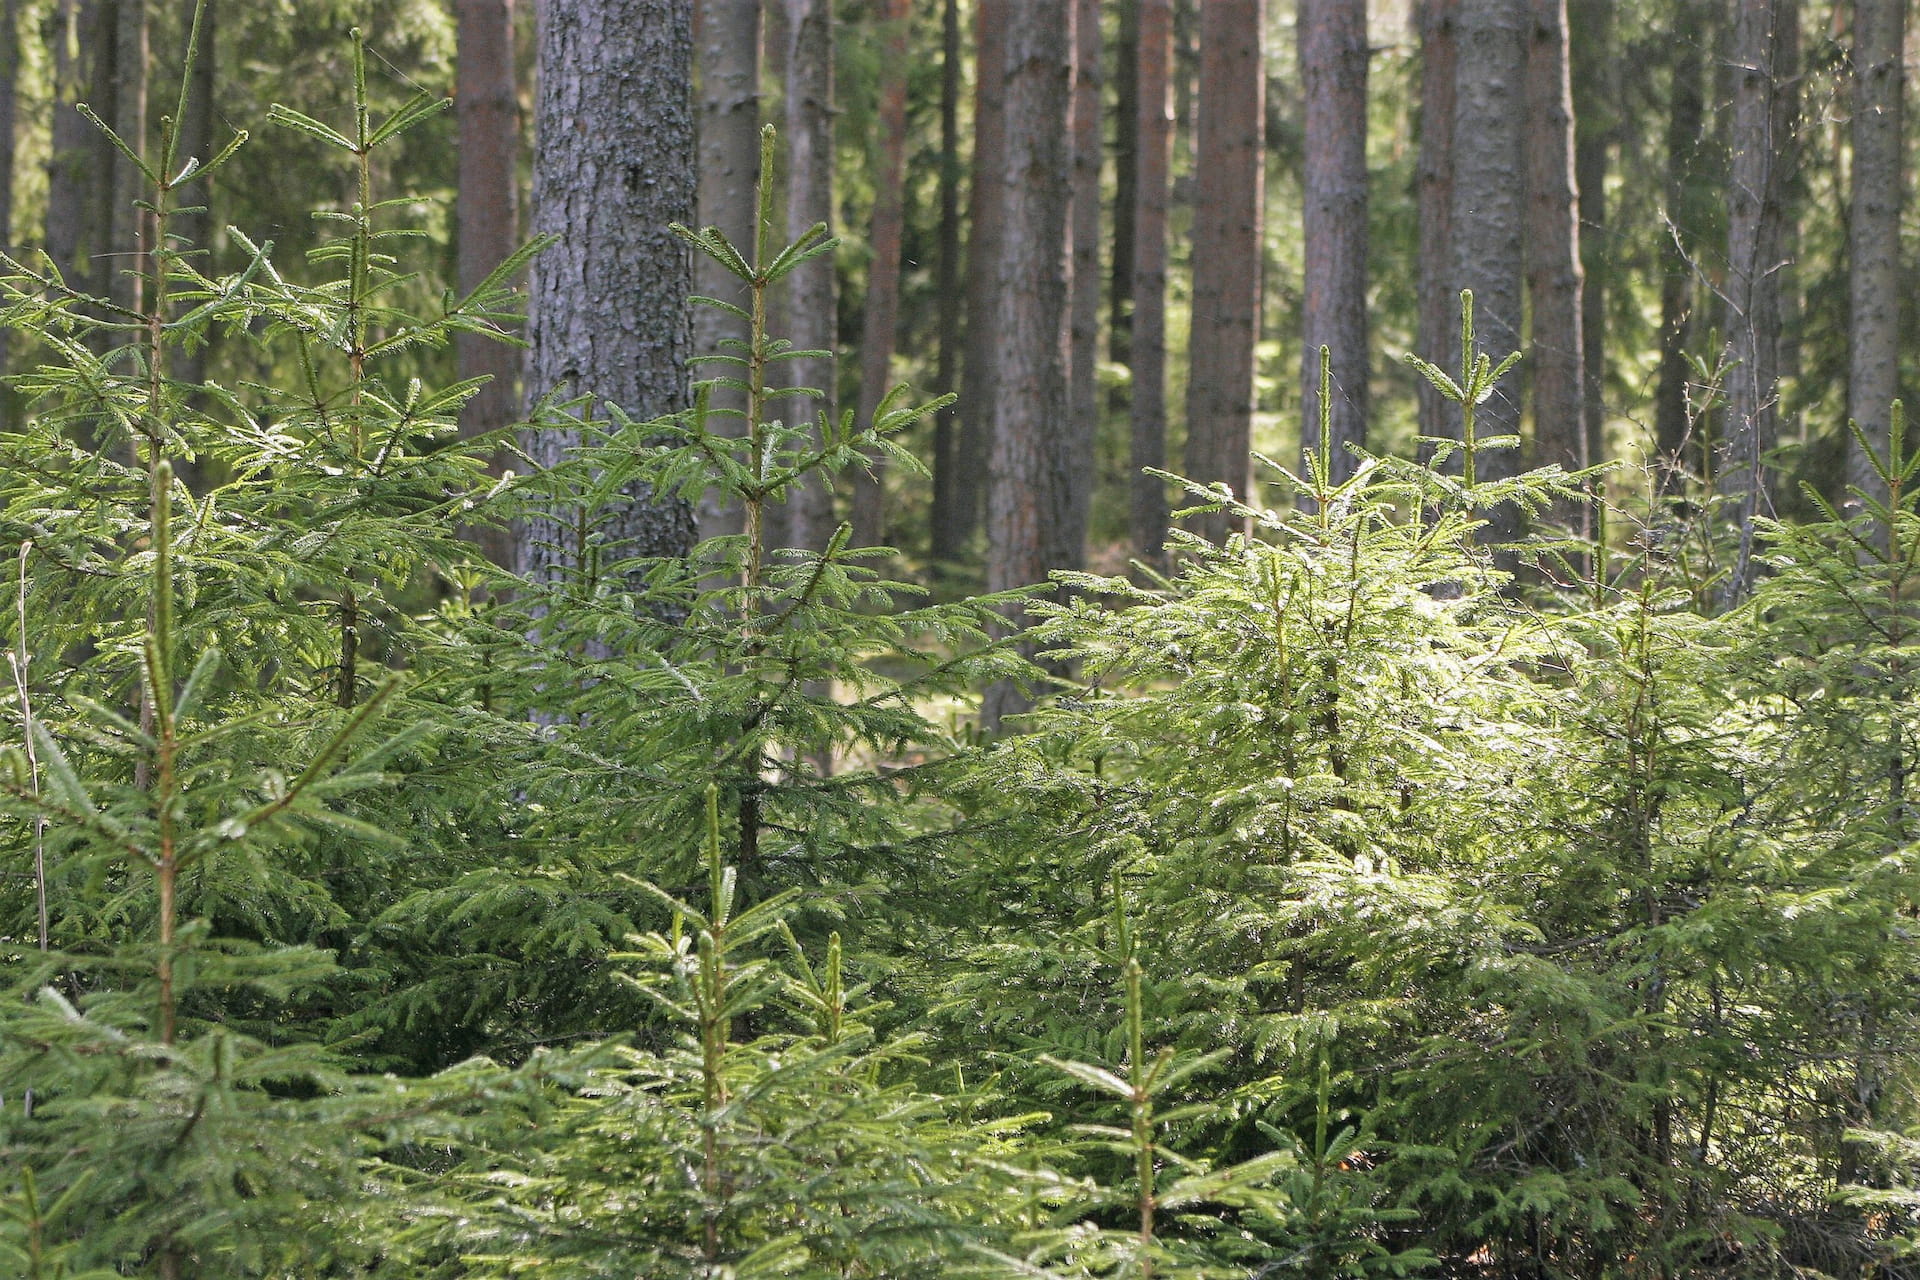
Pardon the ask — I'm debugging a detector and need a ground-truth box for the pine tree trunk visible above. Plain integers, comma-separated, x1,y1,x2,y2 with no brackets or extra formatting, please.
1299,0,1368,482
108,0,148,319
80,0,118,306
1847,0,1903,507
693,0,759,542
849,0,909,546
954,0,1008,560
1109,0,1138,374
1721,0,1790,599
1524,0,1584,494
1129,0,1172,563
1653,0,1707,477
1414,0,1458,449
1182,0,1263,544
780,0,836,551
929,0,963,564
175,0,215,389
982,0,1073,731
455,0,521,566
522,0,697,582
1569,0,1609,481
1449,0,1525,537
1065,0,1100,560
45,0,90,278
0,0,17,397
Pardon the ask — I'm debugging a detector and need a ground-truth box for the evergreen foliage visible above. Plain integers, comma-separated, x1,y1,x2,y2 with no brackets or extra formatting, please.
3,35,1920,1279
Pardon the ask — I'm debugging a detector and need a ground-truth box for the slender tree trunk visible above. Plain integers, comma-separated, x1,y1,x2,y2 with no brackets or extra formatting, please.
929,0,963,563
521,0,697,583
108,0,148,318
1414,0,1458,449
1847,0,1903,507
1524,0,1584,503
1130,0,1172,563
780,0,835,551
1449,0,1525,538
1109,0,1138,377
46,1,87,275
955,0,1008,560
455,0,521,566
693,0,760,543
1653,0,1707,476
849,0,909,546
1720,0,1791,601
1569,0,1609,482
1299,0,1368,482
1182,0,1263,544
78,0,118,308
982,0,1074,732
1065,0,1101,561
175,0,215,385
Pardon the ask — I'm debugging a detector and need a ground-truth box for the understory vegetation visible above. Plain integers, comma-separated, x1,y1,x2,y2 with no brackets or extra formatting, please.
4,44,1920,1280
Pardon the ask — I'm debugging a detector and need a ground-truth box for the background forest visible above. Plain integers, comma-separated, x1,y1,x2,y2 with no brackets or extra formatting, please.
3,0,1920,1277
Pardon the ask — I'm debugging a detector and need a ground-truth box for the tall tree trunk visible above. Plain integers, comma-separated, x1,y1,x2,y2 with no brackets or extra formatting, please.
108,0,148,319
1569,0,1609,482
1065,0,1101,561
954,0,1008,560
929,0,963,563
1847,0,1902,507
1720,0,1791,601
780,0,835,551
693,0,759,542
849,0,909,546
175,0,215,388
1182,0,1263,544
1298,0,1368,482
1109,0,1138,377
1414,0,1458,449
455,0,521,566
522,0,696,582
1653,0,1707,477
1524,0,1584,504
45,1,84,275
1129,0,1172,563
1449,0,1525,539
982,0,1074,732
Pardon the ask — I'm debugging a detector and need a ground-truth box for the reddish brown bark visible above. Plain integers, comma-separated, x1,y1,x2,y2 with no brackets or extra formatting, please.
1182,0,1263,543
1065,0,1101,559
455,0,522,566
930,0,963,564
954,0,1009,559
849,0,911,546
1129,0,1172,563
1524,0,1585,490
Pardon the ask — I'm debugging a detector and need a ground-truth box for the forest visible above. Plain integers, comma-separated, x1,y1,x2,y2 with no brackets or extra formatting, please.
2,0,1919,1275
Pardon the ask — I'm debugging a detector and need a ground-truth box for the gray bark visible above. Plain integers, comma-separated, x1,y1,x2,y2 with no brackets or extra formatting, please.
1414,0,1457,450
779,0,835,552
1449,0,1525,538
108,0,147,318
982,0,1074,731
1299,0,1368,482
929,0,963,563
1065,0,1101,559
1847,0,1904,507
1653,0,1707,476
1720,0,1791,599
1569,0,1610,481
521,0,697,583
693,0,759,541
